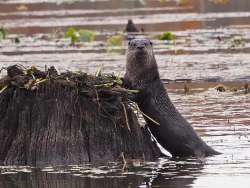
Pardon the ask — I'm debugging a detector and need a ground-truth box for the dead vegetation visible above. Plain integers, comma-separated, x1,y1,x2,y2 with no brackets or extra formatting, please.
0,64,160,127
0,65,135,120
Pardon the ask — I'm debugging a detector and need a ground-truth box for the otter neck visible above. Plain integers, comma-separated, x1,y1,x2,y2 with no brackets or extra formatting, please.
126,57,160,89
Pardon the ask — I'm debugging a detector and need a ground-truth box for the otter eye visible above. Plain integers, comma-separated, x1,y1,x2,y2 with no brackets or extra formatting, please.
128,41,131,46
150,41,153,46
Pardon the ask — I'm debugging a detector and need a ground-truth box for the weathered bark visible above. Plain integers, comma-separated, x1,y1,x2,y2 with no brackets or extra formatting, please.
0,82,161,166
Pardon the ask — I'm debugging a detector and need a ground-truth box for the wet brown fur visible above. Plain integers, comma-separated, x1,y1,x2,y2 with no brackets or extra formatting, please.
124,39,220,157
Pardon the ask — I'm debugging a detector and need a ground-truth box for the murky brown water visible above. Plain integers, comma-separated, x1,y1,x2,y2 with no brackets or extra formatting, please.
0,0,250,187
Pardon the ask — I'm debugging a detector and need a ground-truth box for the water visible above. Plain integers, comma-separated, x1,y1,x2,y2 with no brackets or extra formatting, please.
0,0,250,187
1,90,250,188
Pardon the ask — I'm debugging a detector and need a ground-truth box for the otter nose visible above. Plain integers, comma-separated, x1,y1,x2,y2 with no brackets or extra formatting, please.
136,44,145,50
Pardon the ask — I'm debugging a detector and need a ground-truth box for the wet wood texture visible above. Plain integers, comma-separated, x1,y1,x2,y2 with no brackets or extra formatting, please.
0,83,161,166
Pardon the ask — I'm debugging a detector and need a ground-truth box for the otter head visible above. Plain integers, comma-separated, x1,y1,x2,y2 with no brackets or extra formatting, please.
126,39,159,88
127,39,154,64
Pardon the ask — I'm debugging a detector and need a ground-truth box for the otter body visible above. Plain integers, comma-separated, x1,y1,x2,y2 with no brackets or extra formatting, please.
125,39,220,157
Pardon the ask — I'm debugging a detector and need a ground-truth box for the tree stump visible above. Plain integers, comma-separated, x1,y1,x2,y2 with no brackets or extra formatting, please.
0,66,161,166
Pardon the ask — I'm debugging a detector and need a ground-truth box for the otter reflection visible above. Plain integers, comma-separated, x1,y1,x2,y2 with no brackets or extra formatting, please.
150,158,204,188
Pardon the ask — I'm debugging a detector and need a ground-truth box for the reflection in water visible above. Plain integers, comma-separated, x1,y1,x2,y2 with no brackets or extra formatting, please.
0,158,204,188
150,158,204,188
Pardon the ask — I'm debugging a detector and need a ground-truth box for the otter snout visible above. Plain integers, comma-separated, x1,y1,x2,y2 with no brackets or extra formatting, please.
136,43,145,50
128,39,152,50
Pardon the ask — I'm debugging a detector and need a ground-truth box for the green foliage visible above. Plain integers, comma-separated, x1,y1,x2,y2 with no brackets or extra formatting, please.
64,27,78,45
159,32,175,41
64,27,95,45
106,35,123,47
79,29,95,42
0,28,7,41
106,35,123,53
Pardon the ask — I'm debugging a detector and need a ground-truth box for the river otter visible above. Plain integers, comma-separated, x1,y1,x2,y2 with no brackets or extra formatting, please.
124,38,220,157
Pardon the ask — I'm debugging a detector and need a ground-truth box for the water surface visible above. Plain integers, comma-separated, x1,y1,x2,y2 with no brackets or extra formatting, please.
0,0,250,187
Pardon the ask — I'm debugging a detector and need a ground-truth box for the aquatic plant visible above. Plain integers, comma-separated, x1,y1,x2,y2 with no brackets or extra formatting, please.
78,29,95,42
0,28,7,41
159,32,175,41
64,27,78,45
106,35,123,53
64,27,96,46
106,35,123,46
159,32,174,41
